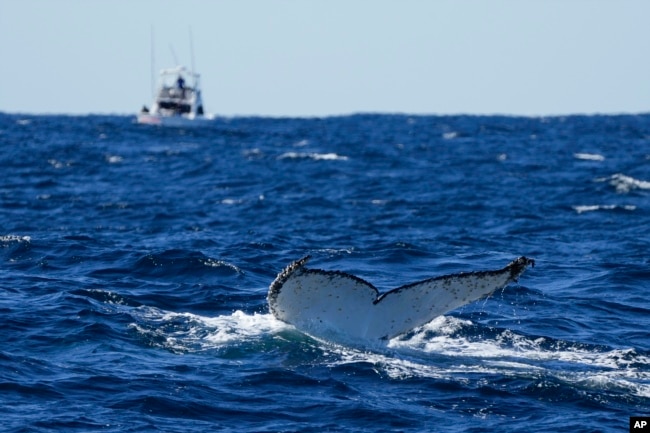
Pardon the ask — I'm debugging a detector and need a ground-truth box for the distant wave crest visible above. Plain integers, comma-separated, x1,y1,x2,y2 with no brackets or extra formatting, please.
0,234,31,243
574,152,605,161
278,152,349,161
604,173,650,193
572,204,637,214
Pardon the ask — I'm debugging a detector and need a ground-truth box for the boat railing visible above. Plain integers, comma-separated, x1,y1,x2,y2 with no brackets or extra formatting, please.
158,100,192,115
158,86,196,100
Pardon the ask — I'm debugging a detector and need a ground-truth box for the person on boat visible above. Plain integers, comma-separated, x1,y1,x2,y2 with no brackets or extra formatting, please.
176,75,186,98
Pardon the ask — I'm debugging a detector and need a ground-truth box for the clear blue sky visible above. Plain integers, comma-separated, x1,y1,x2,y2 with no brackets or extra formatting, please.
2,0,650,117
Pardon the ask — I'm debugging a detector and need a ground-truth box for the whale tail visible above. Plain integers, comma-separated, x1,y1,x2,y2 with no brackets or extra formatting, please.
268,256,535,341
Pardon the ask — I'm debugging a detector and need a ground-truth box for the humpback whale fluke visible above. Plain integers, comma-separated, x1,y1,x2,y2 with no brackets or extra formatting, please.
268,256,534,341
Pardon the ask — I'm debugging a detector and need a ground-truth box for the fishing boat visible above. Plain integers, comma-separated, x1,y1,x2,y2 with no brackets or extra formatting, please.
137,65,213,126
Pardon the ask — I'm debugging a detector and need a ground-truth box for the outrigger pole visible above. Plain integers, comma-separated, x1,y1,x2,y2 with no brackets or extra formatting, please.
150,25,155,100
189,26,196,74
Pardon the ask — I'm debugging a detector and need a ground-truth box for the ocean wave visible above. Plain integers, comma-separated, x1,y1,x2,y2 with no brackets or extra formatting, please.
574,152,605,161
129,308,289,352
383,317,650,398
0,234,31,243
132,250,242,278
4,113,649,430
602,173,650,193
129,308,650,398
572,204,637,214
220,198,243,205
105,155,123,164
277,152,349,161
390,317,644,368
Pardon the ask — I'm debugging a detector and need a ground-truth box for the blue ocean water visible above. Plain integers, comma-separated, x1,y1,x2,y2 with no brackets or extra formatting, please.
0,112,648,432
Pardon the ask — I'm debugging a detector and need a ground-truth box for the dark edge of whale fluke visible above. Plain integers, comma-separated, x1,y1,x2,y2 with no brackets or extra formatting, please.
268,255,311,316
506,256,535,282
268,256,534,306
372,256,535,304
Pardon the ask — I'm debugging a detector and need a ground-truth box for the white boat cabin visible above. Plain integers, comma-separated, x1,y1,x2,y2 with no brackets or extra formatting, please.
142,66,205,117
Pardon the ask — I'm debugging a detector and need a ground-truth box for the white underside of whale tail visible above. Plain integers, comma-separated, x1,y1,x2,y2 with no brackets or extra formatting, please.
268,256,534,342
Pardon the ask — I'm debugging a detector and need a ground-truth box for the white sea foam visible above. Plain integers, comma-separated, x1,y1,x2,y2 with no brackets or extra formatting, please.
48,159,66,169
278,152,349,161
572,204,636,214
574,152,605,161
602,173,650,193
319,315,650,396
380,317,650,397
106,155,123,164
0,234,31,243
202,311,290,345
243,148,264,159
131,308,290,352
220,198,242,205
131,309,650,397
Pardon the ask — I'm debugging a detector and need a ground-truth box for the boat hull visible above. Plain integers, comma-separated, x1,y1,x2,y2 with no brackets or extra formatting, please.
136,113,214,127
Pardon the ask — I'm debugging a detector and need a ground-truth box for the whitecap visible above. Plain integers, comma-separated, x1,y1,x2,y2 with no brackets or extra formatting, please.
574,152,605,161
106,155,123,164
0,234,31,243
48,159,67,169
442,131,458,140
130,308,290,352
203,311,290,345
130,307,650,397
572,204,636,214
606,173,650,193
381,317,650,397
243,148,264,159
278,152,349,161
312,153,347,161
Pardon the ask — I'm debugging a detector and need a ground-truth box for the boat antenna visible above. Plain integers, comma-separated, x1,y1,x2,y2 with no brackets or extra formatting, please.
150,25,155,99
169,44,179,67
189,26,196,73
